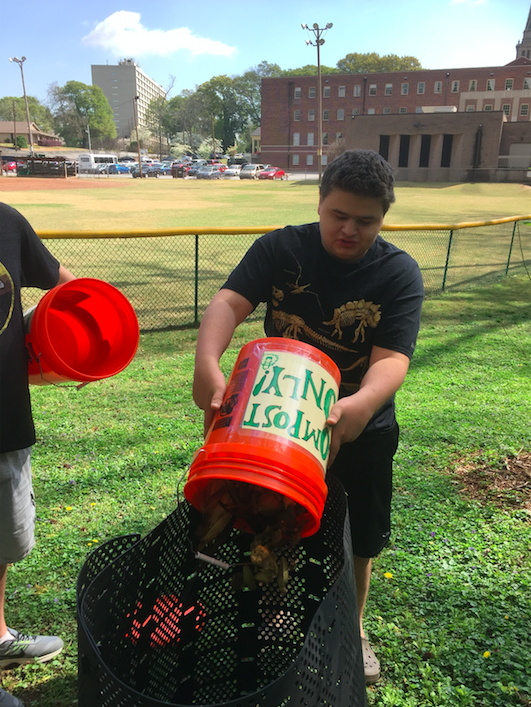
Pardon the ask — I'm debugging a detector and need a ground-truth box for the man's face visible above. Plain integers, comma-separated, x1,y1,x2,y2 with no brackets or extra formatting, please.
318,188,385,263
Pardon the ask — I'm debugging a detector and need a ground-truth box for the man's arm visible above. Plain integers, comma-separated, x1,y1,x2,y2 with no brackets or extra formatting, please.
193,289,255,434
57,265,76,285
326,345,410,465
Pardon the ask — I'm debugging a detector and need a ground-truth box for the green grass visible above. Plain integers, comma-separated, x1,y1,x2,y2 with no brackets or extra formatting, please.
2,274,531,706
2,179,531,231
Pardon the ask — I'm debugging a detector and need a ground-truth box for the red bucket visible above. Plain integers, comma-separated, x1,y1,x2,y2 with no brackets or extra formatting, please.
185,338,341,538
25,278,139,385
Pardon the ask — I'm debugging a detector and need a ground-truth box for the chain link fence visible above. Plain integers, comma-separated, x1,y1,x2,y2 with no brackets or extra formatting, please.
23,218,531,331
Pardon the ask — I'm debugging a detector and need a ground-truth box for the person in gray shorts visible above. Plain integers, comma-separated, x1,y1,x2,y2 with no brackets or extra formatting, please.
0,202,75,707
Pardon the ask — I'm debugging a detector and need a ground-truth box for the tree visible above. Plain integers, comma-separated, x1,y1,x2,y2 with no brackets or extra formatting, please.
166,90,210,148
232,61,284,126
335,52,423,74
0,96,54,132
48,80,116,147
197,76,249,152
283,64,340,76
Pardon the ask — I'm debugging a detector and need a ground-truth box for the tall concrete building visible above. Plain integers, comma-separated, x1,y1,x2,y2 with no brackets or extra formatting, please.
91,59,166,141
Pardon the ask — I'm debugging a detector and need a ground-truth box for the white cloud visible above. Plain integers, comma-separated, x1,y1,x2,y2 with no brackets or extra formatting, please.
82,11,236,58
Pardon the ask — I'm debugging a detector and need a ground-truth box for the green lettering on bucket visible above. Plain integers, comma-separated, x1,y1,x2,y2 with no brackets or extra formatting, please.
242,403,261,428
301,369,326,409
261,366,285,396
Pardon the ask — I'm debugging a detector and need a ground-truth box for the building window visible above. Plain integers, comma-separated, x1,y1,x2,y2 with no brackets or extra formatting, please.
309,86,316,98
524,78,531,90
434,81,442,93
415,107,422,113
466,105,475,112
294,87,301,99
306,154,314,166
323,86,330,98
385,84,392,95
383,107,391,114
337,109,345,120
322,155,328,166
487,79,495,91
293,132,300,146
401,83,409,95
292,154,299,166
322,132,328,145
338,85,346,97
502,104,511,116
354,85,361,97
399,135,410,168
484,104,493,111
369,84,377,95
379,135,390,161
417,82,425,95
469,80,477,92
307,132,314,146
451,80,459,92
294,110,301,121
308,110,315,121
352,108,360,115
323,110,329,121
336,132,343,140
368,108,376,114
505,78,514,90
399,107,407,113
419,134,431,168
520,104,529,116
441,134,453,168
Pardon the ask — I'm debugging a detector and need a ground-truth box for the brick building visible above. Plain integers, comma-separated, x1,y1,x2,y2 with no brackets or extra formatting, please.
260,6,531,181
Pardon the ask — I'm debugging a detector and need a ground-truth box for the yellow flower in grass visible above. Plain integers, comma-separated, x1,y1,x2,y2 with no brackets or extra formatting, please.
483,651,491,658
65,506,72,511
384,572,393,579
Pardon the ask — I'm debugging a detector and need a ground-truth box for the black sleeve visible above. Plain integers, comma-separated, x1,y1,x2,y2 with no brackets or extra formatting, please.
221,231,279,307
16,208,60,289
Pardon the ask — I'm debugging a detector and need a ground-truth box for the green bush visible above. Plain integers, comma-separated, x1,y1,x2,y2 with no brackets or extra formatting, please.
16,135,28,148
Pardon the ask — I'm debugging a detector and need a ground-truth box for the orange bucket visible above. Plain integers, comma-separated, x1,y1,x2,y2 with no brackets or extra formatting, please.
25,278,139,385
185,338,341,538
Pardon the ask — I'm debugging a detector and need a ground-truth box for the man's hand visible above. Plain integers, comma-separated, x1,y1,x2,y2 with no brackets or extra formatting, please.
326,395,374,466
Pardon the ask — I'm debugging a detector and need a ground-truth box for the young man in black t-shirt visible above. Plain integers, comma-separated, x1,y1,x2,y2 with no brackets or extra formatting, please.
0,203,75,707
193,150,424,684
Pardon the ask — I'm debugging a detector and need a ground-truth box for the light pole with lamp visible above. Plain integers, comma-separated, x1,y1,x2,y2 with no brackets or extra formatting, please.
8,56,34,155
301,22,332,182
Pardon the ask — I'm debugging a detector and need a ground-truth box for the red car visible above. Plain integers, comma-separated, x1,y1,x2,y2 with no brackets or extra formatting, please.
259,166,286,180
2,161,17,173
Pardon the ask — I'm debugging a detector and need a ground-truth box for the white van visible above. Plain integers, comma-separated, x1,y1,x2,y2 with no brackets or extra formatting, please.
78,153,118,174
239,163,266,180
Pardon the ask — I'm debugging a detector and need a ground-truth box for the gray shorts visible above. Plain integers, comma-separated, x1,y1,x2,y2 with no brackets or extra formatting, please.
0,447,35,565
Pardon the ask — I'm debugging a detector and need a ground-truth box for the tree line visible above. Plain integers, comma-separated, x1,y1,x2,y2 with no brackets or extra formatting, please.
0,53,422,153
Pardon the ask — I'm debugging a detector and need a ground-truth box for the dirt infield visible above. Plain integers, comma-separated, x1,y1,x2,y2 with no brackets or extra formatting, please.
0,177,130,192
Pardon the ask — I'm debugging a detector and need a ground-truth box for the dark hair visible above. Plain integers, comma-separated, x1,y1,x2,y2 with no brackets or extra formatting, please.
320,149,395,214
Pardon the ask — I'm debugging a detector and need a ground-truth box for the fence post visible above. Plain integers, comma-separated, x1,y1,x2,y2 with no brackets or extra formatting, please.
505,220,517,275
194,233,199,326
442,229,454,292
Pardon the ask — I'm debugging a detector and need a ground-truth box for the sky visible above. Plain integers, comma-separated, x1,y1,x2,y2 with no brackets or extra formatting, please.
2,0,530,104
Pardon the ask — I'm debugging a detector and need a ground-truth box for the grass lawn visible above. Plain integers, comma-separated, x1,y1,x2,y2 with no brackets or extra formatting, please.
2,271,530,706
1,178,531,231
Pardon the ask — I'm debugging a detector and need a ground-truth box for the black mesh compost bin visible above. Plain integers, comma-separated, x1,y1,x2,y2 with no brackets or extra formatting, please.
77,475,367,707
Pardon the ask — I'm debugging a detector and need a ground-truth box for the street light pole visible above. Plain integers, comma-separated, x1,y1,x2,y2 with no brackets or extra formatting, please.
301,23,333,182
8,56,34,155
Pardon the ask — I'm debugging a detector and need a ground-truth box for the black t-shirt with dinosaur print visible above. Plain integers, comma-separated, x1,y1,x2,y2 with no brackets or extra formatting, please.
223,222,424,434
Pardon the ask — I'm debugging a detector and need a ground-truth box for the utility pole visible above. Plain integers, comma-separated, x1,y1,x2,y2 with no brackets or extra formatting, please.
301,23,333,182
8,56,34,154
12,101,18,149
133,96,142,177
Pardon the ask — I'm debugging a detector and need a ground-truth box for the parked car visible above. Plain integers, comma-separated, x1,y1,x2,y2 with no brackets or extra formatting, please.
118,156,136,163
171,162,191,178
2,161,17,173
196,165,225,180
131,163,160,178
258,166,286,180
107,163,131,174
227,156,248,167
158,163,173,176
188,162,208,177
239,164,266,180
223,164,242,178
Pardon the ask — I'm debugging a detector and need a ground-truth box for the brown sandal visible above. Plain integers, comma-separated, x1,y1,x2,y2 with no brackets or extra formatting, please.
361,637,381,684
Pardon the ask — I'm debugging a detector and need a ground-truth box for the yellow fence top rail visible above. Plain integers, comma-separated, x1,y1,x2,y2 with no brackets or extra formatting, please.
36,215,531,239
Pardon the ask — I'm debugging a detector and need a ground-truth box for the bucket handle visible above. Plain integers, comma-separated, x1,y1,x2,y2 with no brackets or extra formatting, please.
27,341,92,391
